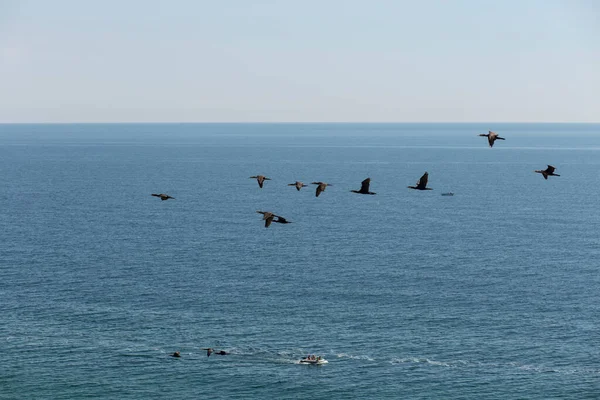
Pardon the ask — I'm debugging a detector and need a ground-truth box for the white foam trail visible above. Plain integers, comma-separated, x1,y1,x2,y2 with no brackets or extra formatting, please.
388,357,600,376
334,352,375,361
390,357,452,367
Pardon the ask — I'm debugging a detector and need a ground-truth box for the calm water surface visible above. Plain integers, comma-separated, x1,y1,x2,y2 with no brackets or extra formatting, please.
1,123,599,399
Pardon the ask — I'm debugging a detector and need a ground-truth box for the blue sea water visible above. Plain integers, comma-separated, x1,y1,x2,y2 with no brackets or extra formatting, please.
1,123,599,399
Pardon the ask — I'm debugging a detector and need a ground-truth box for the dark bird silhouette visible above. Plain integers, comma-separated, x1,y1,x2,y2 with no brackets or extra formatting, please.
273,216,292,224
214,350,228,355
170,351,181,358
257,211,290,227
256,211,275,227
478,131,505,147
202,348,214,357
311,182,331,197
151,193,175,201
535,165,560,180
408,172,432,190
250,175,271,188
288,181,308,191
351,178,376,195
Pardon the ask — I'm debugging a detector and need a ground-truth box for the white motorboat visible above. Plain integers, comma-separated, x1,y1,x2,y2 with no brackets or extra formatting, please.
299,357,328,365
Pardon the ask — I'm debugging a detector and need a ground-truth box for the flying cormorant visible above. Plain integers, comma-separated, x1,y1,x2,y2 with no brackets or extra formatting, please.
478,131,505,147
250,175,271,188
351,178,376,195
311,182,331,197
408,172,432,190
288,181,308,191
535,165,560,180
151,193,175,201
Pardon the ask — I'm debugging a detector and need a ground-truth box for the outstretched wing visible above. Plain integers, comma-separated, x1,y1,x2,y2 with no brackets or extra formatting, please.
546,165,555,174
316,185,323,197
418,172,428,188
360,178,371,193
257,211,274,221
151,193,161,197
265,215,274,227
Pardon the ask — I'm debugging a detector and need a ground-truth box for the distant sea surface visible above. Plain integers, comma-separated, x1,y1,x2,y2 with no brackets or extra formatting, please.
1,123,599,399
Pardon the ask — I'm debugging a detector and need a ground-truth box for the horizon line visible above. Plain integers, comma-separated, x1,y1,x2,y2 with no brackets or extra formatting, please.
0,121,598,125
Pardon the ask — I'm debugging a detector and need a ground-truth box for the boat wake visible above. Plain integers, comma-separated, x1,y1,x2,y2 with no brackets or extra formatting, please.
390,357,459,367
116,346,600,376
389,357,600,376
334,352,375,361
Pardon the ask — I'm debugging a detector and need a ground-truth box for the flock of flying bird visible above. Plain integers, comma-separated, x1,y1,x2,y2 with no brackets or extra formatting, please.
152,131,560,228
156,130,560,358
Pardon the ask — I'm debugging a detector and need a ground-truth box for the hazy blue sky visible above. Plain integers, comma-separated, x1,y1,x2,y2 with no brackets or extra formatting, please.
1,0,598,122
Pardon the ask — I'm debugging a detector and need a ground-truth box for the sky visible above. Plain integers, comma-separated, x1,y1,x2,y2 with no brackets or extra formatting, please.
0,0,598,123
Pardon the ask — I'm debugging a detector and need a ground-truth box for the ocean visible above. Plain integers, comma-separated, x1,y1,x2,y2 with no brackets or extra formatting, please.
1,123,599,399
